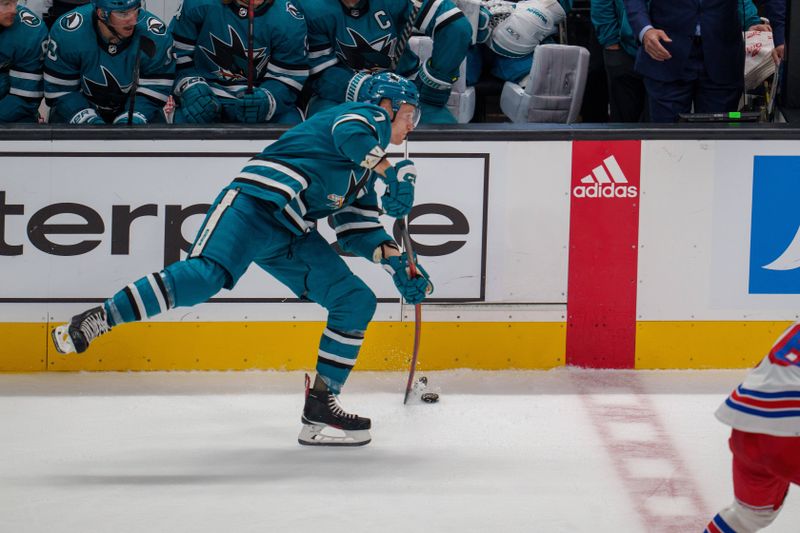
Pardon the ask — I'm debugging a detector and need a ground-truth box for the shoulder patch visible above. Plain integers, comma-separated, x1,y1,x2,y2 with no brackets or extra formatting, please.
60,12,84,31
286,1,303,19
19,10,42,28
146,17,167,35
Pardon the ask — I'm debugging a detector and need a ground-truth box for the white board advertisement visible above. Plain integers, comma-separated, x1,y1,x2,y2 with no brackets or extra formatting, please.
0,142,489,321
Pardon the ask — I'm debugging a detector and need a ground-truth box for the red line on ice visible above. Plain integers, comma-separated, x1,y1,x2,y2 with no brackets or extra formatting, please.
572,372,711,532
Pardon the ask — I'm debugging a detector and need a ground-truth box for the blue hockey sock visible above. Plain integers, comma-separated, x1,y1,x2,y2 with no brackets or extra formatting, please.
315,327,365,394
104,271,174,326
104,258,229,326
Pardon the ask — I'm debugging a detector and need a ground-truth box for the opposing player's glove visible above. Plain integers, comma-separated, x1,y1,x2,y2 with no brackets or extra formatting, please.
381,159,416,218
69,108,105,124
381,252,433,305
176,77,220,123
233,87,276,123
112,111,148,125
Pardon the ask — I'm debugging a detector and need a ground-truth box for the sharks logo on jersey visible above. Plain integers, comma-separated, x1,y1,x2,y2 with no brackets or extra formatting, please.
20,10,42,27
147,17,166,35
84,65,132,112
200,26,268,82
327,169,371,209
60,12,83,31
337,28,396,71
286,2,303,19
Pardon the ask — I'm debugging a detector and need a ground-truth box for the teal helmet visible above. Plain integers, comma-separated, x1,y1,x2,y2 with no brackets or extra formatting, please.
365,72,420,124
93,0,142,20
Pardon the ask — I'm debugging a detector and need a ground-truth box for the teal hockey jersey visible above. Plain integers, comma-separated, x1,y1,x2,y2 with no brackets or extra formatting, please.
170,0,308,114
298,0,470,104
44,5,174,123
0,6,48,122
227,101,395,259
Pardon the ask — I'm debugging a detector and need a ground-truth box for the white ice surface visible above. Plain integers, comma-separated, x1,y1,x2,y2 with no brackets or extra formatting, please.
1,369,798,533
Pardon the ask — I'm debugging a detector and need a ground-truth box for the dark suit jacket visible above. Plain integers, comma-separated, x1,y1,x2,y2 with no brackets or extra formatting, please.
624,0,785,84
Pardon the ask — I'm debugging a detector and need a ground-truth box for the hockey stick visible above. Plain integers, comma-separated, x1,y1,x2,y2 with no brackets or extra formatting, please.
246,0,255,93
400,219,422,405
390,0,423,72
401,140,423,405
127,35,156,125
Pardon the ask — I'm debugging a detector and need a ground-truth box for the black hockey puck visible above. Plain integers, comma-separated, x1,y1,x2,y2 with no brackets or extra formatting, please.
420,392,439,403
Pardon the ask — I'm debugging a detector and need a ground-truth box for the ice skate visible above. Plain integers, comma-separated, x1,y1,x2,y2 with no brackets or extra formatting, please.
51,306,111,354
298,375,371,447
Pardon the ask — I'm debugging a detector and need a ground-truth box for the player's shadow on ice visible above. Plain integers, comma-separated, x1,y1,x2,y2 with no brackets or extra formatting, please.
44,448,426,486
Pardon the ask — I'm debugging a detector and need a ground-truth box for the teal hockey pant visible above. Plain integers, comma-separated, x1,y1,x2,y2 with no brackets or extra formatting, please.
104,190,377,393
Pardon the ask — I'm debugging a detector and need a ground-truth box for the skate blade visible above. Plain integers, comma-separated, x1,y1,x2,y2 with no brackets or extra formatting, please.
51,325,76,355
298,423,371,447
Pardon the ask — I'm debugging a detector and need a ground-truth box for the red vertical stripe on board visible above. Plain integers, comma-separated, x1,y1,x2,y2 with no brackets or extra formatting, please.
566,140,641,368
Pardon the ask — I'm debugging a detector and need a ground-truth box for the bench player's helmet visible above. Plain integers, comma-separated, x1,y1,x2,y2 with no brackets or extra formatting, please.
93,0,142,21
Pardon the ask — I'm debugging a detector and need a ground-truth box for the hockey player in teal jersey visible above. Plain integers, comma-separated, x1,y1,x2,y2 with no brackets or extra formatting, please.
169,0,308,124
0,0,48,122
298,0,472,124
44,0,174,124
51,73,432,447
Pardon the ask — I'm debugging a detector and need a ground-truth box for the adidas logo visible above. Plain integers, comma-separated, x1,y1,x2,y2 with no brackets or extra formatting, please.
573,155,638,198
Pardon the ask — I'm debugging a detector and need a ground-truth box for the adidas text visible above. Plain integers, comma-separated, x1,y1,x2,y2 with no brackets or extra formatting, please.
572,183,638,198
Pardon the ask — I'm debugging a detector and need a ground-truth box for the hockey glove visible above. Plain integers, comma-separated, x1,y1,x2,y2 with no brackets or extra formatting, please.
485,0,515,29
112,111,148,125
233,88,277,123
381,252,433,305
345,72,374,102
416,60,454,107
381,159,416,218
177,77,220,123
69,108,105,125
477,4,493,44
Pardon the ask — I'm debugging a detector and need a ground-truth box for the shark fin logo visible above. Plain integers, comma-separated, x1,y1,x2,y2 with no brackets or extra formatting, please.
762,227,800,271
147,17,166,35
337,28,396,71
286,1,303,19
200,26,268,82
20,10,41,27
60,12,83,31
748,156,800,293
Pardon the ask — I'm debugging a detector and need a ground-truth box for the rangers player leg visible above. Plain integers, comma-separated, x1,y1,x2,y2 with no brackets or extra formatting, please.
705,429,800,532
705,501,781,533
255,232,376,446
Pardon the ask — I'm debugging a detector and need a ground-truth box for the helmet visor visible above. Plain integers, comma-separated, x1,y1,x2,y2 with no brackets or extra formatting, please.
395,103,421,128
411,105,421,127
